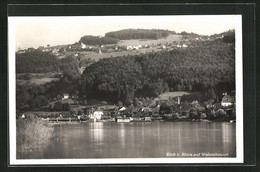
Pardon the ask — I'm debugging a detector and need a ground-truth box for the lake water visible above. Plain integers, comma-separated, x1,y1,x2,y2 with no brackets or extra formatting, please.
19,121,236,159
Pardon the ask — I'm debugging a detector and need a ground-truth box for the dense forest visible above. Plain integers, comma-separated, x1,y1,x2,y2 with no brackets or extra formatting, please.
16,51,81,79
80,40,235,104
16,51,60,73
79,35,119,45
105,29,175,40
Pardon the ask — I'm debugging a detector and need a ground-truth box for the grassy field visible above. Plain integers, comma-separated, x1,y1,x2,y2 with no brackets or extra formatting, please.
79,48,164,61
16,73,60,86
117,34,182,46
154,91,199,101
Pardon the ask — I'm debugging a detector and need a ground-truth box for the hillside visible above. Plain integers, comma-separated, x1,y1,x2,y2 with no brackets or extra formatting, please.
80,39,235,104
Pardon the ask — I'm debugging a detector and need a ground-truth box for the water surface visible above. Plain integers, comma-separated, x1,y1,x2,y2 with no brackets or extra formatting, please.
19,121,236,159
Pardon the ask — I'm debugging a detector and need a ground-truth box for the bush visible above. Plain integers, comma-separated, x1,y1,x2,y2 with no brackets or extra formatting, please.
200,113,207,119
189,108,199,119
215,109,226,118
16,117,53,158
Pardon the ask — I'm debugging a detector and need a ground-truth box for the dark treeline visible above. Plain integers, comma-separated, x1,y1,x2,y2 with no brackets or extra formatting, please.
105,29,175,40
211,29,235,43
79,35,120,45
16,51,60,73
16,51,80,81
60,56,80,81
223,32,235,43
80,40,235,104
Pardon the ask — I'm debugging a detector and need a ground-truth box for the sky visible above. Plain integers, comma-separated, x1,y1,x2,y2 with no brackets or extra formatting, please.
10,15,240,50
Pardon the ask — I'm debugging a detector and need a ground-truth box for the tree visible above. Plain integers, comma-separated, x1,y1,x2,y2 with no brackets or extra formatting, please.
210,87,216,100
62,103,71,111
56,95,62,100
33,95,48,108
189,108,199,119
16,90,30,106
53,101,63,111
134,98,143,108
117,101,123,108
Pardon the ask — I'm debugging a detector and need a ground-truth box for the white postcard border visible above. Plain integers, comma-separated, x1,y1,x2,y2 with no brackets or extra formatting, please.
8,15,243,165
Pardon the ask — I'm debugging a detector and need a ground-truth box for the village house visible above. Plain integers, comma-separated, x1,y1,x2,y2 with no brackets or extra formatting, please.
17,49,26,54
52,48,59,55
182,44,188,48
215,35,224,39
221,95,235,108
119,107,127,111
135,45,142,50
27,48,37,52
62,93,69,100
81,42,87,49
126,45,133,51
93,109,104,120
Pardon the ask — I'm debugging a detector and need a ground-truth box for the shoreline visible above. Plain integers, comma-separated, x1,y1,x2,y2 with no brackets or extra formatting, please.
44,118,236,125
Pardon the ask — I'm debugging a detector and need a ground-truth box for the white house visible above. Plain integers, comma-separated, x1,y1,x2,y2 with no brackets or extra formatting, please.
62,93,69,100
119,107,126,111
93,110,103,120
221,95,235,107
182,44,188,48
52,48,59,54
127,45,133,50
81,42,87,49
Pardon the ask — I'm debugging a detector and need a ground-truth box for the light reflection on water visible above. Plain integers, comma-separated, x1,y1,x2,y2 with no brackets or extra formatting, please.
19,122,236,159
89,122,104,144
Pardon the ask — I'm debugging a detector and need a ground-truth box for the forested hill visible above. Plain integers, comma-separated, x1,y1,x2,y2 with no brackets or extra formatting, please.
16,51,60,73
80,40,235,103
105,29,175,40
16,52,80,81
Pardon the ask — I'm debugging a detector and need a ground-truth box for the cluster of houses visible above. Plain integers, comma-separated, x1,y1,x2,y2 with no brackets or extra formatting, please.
55,92,235,121
20,91,235,122
17,39,192,57
17,45,66,56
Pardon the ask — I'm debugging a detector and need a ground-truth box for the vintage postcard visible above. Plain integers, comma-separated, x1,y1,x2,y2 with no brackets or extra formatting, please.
8,15,243,165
